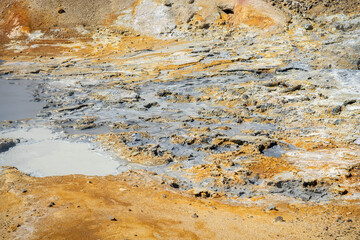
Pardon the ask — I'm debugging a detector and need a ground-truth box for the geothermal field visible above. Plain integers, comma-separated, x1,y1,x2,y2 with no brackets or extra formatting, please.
1,0,360,239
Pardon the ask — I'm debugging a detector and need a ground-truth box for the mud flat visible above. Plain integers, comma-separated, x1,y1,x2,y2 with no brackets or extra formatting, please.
1,0,360,239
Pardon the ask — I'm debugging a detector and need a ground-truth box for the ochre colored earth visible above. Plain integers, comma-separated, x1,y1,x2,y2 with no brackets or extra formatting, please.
1,0,360,239
1,167,360,240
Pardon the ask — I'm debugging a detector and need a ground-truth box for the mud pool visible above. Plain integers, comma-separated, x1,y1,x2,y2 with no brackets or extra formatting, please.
0,78,43,121
0,128,120,177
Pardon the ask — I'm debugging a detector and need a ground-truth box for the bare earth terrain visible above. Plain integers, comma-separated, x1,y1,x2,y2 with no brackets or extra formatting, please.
1,0,360,239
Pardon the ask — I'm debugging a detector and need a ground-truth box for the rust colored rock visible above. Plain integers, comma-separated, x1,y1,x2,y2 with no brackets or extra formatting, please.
231,0,289,29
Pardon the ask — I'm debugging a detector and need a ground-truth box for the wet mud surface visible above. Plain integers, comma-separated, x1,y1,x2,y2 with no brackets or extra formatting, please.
0,2,360,239
0,78,43,121
0,128,120,177
1,30,359,203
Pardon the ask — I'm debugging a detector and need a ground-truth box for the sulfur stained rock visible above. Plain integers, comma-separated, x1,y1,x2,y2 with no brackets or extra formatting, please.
74,116,97,130
331,185,349,196
187,188,213,198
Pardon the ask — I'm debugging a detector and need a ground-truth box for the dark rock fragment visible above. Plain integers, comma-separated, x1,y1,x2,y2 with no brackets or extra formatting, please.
170,182,180,189
281,84,302,93
192,213,199,218
331,106,342,115
304,24,313,30
156,89,172,97
274,216,285,222
343,99,357,106
143,102,159,109
0,138,18,153
58,8,66,14
267,205,278,211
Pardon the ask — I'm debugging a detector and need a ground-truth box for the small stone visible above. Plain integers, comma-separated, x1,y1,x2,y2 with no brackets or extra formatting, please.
235,118,244,124
281,84,301,93
143,102,159,109
164,0,172,7
22,189,27,193
187,188,212,198
156,89,172,97
57,8,66,14
48,202,55,207
333,119,343,125
267,205,278,211
274,216,285,222
343,99,356,106
198,23,210,29
331,106,342,115
304,24,313,30
88,181,92,184
131,151,140,156
192,213,199,218
109,217,117,221
170,182,180,189
334,23,344,31
336,217,345,223
338,188,348,195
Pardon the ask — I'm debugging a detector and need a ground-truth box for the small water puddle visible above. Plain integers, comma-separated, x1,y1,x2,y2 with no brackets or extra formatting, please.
0,79,43,121
0,128,120,177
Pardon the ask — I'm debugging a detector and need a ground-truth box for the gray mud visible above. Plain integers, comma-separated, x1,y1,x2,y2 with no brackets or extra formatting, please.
0,79,43,121
0,128,120,177
1,22,360,202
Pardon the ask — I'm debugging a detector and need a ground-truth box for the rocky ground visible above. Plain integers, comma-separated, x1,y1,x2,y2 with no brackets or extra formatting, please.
1,0,360,239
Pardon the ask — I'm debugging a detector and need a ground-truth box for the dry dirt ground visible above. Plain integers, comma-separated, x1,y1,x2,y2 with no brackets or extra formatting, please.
1,167,360,240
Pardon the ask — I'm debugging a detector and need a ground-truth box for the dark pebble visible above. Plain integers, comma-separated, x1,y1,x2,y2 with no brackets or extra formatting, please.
170,182,180,189
268,205,278,211
192,213,199,218
274,216,285,222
